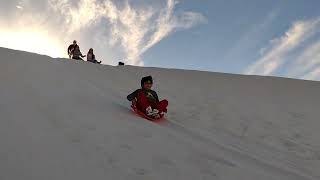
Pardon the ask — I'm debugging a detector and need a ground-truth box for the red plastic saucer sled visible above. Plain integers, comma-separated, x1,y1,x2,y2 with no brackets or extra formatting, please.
131,103,165,123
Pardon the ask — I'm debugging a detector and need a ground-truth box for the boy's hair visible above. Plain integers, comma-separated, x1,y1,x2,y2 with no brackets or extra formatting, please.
141,76,153,87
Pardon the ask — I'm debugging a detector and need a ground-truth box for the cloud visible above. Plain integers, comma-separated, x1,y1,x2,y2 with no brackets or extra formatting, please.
140,1,207,62
47,0,206,65
303,68,320,80
245,18,320,76
16,5,23,10
224,9,279,60
288,41,320,79
0,0,205,65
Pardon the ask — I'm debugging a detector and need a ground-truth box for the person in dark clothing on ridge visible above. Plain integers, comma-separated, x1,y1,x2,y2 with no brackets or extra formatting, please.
87,48,101,64
127,76,168,119
67,40,79,58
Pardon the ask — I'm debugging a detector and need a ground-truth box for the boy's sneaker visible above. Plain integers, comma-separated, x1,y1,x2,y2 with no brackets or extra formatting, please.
146,107,162,119
152,109,159,115
152,109,160,118
152,109,162,119
146,106,153,116
153,113,161,119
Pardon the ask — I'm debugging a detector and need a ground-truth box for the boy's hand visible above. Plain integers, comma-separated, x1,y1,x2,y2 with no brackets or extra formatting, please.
132,98,137,106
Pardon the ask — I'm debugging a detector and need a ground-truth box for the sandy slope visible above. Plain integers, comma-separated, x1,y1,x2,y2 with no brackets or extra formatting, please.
0,47,319,180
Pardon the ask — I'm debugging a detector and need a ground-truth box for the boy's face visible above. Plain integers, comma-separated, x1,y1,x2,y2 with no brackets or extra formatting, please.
143,82,153,89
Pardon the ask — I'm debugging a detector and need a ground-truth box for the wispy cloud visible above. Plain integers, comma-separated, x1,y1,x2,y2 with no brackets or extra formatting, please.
224,9,279,60
16,5,23,10
47,0,206,65
303,68,320,80
288,41,320,79
245,18,320,76
0,0,205,65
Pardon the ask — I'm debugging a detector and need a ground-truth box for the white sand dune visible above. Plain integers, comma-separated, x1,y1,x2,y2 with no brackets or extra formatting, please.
0,47,319,180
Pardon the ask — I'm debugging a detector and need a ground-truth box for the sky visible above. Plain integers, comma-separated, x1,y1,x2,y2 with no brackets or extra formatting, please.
1,0,320,81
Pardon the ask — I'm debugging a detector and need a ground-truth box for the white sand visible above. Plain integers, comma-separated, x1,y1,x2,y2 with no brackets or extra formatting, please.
0,47,319,180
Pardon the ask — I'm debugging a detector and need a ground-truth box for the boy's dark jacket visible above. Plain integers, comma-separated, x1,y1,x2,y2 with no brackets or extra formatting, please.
127,89,159,103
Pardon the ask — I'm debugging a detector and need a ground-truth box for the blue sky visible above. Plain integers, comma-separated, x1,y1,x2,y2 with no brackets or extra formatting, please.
1,0,320,80
143,0,320,80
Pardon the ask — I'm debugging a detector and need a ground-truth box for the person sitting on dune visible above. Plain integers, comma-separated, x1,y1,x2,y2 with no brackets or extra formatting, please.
72,46,86,60
87,48,101,64
127,76,168,119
